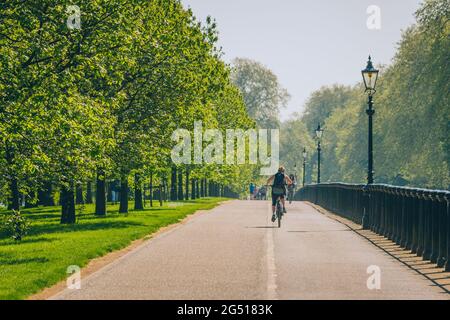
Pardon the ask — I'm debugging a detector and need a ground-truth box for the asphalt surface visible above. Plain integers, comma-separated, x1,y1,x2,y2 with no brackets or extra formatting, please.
52,200,448,300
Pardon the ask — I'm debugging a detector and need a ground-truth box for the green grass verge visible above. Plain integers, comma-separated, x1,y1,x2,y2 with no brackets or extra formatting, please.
0,198,227,300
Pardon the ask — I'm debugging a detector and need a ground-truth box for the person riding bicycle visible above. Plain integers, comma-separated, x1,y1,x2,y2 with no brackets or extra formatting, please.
259,186,267,200
287,174,297,201
267,166,293,222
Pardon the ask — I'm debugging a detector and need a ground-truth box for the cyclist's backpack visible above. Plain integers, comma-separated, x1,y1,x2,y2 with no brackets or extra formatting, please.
272,172,285,195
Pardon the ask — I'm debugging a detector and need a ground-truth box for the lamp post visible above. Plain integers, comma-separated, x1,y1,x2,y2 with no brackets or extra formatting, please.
302,148,307,187
361,56,379,184
315,124,324,184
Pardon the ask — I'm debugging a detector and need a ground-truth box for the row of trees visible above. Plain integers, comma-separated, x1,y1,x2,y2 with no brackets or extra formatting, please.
0,0,257,223
2,0,445,224
281,0,449,190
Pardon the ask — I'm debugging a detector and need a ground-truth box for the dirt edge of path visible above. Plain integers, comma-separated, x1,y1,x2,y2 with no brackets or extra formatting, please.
28,200,231,300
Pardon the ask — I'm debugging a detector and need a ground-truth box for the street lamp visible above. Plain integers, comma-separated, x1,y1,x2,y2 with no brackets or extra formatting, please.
302,148,307,187
362,56,379,184
315,124,324,184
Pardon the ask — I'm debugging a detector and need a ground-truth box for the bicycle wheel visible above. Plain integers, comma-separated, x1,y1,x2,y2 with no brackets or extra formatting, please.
276,201,282,228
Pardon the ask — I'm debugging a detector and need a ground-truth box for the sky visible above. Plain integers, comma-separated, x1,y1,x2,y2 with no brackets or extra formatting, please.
181,0,423,121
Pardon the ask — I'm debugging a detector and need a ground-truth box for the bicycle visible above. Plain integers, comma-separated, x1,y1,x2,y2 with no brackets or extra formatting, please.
274,196,283,228
287,188,294,204
267,185,285,228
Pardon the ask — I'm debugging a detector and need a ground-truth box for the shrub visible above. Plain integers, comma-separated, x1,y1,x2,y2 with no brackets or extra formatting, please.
1,210,30,241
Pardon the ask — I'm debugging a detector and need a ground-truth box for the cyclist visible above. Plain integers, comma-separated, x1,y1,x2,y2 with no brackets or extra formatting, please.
287,174,297,203
259,186,267,200
267,166,292,222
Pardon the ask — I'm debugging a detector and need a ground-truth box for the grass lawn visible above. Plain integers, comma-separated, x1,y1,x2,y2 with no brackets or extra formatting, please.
0,198,227,300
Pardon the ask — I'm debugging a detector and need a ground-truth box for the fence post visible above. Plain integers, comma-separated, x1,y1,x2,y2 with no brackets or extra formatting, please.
403,189,412,250
399,189,406,247
430,192,440,264
422,191,433,260
362,185,370,229
386,187,393,240
444,194,450,272
416,190,424,254
379,186,385,236
393,188,400,241
410,190,419,254
436,192,447,268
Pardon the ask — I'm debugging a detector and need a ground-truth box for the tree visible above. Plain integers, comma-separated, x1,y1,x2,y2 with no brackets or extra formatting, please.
301,85,354,133
296,0,449,189
0,0,271,225
0,0,144,221
279,115,315,183
231,58,290,129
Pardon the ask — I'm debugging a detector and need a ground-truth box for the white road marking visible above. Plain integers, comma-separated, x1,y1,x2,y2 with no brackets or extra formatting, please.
266,202,277,300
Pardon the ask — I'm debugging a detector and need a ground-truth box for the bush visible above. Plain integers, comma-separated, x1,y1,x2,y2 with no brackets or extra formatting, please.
1,210,30,241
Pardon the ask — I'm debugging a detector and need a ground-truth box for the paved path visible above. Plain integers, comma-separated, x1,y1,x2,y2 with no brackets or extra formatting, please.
52,201,448,300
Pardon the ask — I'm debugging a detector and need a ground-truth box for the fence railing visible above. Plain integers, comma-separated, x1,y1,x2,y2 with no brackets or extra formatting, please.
296,183,450,272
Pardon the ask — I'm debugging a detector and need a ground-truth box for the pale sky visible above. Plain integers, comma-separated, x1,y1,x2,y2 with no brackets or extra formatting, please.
181,0,422,120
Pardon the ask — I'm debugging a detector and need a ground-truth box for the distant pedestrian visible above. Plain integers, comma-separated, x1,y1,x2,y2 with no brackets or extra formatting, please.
253,186,259,200
249,183,255,200
259,186,267,200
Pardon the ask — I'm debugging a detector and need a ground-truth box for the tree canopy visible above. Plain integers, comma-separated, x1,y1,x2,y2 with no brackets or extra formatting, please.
296,0,449,189
231,58,290,129
0,0,258,222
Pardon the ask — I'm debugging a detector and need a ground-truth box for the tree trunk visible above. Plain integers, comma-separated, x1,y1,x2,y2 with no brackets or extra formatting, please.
5,143,20,211
162,178,167,202
201,179,205,197
158,186,163,207
191,178,196,200
7,176,20,211
143,183,146,208
185,169,190,200
95,169,107,216
150,172,154,207
134,173,144,210
196,179,200,199
178,169,183,201
119,175,128,213
38,181,55,206
107,181,113,203
170,167,177,201
75,183,84,204
61,183,76,224
86,181,93,204
165,177,169,202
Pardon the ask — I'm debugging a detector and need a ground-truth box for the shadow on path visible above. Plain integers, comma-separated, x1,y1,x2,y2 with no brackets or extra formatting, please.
246,226,279,229
287,229,351,233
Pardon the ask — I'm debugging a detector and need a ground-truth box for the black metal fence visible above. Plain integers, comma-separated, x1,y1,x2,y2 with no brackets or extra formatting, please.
296,183,450,272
